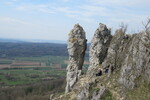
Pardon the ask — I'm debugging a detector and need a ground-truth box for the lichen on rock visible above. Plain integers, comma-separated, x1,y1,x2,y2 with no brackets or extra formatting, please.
118,31,150,89
87,23,112,76
65,24,87,93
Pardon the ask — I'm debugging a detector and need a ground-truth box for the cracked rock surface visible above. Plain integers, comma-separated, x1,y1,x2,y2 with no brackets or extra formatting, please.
65,24,87,93
87,23,112,76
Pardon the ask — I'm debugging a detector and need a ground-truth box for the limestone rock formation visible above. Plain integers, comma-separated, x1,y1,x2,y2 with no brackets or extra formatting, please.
87,23,112,76
76,77,107,100
101,28,127,76
118,31,150,89
65,24,87,93
75,23,112,100
53,23,150,100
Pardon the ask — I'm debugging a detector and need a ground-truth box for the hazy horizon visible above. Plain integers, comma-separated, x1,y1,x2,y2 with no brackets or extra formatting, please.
0,0,150,41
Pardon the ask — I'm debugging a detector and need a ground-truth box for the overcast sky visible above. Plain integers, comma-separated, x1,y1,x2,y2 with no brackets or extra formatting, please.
0,0,149,41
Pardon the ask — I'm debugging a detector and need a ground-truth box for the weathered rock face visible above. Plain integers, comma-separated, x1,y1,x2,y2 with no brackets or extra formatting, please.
53,23,150,100
97,28,150,89
101,28,127,76
75,23,112,100
118,31,150,89
65,24,87,93
87,23,112,76
76,77,107,100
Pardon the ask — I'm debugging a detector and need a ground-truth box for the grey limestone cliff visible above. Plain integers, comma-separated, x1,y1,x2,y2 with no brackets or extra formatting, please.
65,24,87,93
53,23,150,100
87,23,112,76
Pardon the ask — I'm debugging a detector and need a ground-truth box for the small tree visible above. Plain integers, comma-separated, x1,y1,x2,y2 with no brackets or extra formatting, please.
119,22,128,33
142,17,150,32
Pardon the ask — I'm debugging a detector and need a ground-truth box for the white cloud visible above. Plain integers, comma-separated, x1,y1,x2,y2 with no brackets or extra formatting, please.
78,5,109,17
16,4,55,14
53,6,95,22
5,0,19,5
1,0,150,40
0,17,28,25
12,0,149,25
59,0,72,2
0,17,16,22
3,0,150,24
88,0,150,7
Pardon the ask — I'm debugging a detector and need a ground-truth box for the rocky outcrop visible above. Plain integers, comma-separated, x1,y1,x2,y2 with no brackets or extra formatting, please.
75,23,112,100
65,24,87,93
87,23,112,76
76,77,107,100
118,31,150,89
101,28,127,76
53,23,150,100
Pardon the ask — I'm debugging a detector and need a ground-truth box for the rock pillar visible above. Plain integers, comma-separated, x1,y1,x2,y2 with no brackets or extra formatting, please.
65,24,87,93
87,23,112,76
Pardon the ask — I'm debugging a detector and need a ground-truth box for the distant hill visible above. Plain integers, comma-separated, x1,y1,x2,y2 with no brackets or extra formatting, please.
21,39,67,44
0,42,89,57
0,38,25,43
0,38,66,44
0,42,68,57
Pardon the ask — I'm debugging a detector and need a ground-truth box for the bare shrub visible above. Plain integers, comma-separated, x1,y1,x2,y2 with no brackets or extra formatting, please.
142,17,150,32
119,22,128,33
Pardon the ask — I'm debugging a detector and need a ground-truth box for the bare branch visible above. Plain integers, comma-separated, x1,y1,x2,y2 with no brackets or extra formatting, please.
119,22,128,33
142,17,150,32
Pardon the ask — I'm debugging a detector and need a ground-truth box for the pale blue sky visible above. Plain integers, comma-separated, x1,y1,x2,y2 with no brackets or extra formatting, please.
0,0,149,41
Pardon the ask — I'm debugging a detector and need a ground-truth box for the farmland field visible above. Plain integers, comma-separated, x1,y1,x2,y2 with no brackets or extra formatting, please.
0,42,89,100
0,56,89,100
0,56,67,100
0,56,68,85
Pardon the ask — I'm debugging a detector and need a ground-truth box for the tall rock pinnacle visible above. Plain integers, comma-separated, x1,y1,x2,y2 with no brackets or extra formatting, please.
52,23,150,100
87,23,112,76
65,24,87,93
